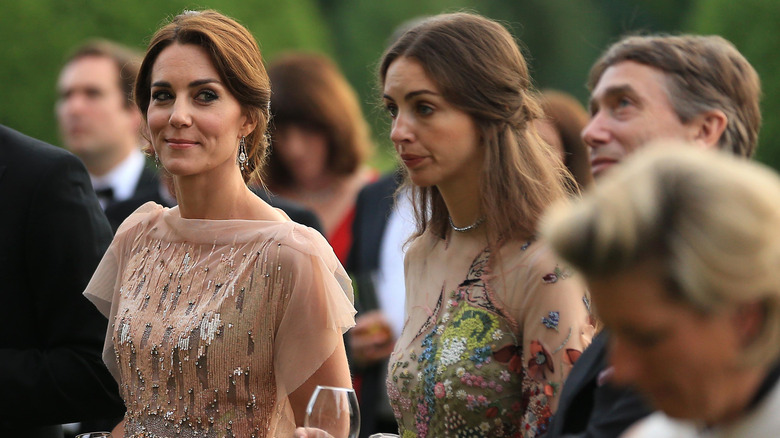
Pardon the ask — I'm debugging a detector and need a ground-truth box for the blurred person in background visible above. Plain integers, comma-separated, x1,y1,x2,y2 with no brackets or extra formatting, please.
57,39,175,232
544,34,762,438
347,169,414,437
344,17,434,437
378,12,593,436
0,124,123,438
538,89,594,192
84,11,355,437
543,144,780,437
265,52,377,264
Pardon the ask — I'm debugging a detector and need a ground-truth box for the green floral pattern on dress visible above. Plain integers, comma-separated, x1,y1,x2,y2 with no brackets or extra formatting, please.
388,244,584,437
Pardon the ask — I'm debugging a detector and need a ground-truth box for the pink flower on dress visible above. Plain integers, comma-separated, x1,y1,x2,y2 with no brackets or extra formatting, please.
434,382,446,399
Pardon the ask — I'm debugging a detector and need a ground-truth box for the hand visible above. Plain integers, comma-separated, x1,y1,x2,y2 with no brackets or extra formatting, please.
293,427,336,438
348,310,396,367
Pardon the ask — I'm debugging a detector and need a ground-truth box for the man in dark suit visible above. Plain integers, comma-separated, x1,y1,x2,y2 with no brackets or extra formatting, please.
347,170,411,437
57,39,173,232
0,124,125,437
545,34,761,437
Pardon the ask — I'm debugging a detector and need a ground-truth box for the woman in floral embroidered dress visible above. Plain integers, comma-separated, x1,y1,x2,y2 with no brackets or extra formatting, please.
378,13,594,437
83,10,355,437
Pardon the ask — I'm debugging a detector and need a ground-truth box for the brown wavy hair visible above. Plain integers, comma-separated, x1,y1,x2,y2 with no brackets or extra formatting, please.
539,89,594,191
134,10,271,184
265,52,373,188
379,12,573,245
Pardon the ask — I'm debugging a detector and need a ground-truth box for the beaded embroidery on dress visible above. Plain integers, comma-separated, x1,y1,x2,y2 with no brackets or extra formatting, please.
84,202,356,437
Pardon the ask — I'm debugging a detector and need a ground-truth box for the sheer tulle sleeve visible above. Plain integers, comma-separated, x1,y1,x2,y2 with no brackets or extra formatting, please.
83,202,162,381
273,226,356,400
498,240,594,421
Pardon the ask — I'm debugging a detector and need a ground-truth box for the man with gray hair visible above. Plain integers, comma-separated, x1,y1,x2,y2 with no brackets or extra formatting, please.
545,33,761,438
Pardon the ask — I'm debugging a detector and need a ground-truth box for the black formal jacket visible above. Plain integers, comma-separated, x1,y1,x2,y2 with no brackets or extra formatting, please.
346,172,402,438
103,166,173,233
252,188,324,233
544,330,652,438
0,125,125,437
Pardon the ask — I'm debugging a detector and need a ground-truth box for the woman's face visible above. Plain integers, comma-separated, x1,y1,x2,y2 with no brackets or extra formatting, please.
590,259,750,423
382,56,482,193
146,43,254,180
272,124,329,188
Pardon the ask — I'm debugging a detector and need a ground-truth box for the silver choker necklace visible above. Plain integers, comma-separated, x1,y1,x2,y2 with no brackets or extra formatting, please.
449,216,486,233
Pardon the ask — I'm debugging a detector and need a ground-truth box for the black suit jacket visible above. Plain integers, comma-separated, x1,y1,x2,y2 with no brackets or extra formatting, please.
544,330,651,438
103,166,172,232
346,172,402,438
0,125,125,437
252,188,324,233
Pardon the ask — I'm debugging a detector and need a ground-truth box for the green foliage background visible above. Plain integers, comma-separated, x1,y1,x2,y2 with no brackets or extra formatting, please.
688,0,780,167
2,0,777,171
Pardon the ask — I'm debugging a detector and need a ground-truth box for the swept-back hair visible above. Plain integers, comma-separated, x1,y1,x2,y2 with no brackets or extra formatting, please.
588,34,761,158
135,10,271,184
379,12,572,245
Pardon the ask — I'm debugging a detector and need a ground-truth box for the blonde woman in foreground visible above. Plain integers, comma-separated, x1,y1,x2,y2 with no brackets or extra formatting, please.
543,144,780,437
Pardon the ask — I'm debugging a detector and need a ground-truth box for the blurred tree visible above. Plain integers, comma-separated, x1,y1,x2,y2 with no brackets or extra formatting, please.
0,0,332,147
687,0,780,170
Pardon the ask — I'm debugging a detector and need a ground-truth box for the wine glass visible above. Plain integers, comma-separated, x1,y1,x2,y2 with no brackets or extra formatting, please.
304,385,360,438
368,434,400,438
75,433,112,438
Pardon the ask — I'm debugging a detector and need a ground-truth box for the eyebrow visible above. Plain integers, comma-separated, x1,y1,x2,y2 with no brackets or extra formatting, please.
588,84,639,113
383,89,441,101
151,78,222,88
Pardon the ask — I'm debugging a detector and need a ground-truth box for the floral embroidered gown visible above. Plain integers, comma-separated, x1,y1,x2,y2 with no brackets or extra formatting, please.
387,232,594,437
84,203,356,437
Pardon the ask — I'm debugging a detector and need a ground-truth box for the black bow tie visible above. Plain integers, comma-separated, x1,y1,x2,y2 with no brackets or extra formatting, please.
94,186,115,201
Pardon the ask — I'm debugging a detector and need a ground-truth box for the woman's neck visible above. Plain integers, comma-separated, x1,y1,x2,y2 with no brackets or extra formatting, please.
439,176,483,234
174,168,255,220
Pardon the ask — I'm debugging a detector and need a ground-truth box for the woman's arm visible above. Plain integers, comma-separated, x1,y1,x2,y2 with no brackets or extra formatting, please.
288,336,352,426
111,418,125,437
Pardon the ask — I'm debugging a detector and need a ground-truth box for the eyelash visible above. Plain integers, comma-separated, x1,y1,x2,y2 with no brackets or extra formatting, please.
385,103,398,118
383,102,434,119
150,89,219,103
416,103,433,116
196,90,218,102
151,90,173,102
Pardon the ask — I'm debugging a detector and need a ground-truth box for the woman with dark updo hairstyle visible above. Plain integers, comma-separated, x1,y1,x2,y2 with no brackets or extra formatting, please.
83,10,355,437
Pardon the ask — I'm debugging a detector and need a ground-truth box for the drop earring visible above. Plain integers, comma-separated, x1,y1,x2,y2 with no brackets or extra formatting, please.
237,136,248,171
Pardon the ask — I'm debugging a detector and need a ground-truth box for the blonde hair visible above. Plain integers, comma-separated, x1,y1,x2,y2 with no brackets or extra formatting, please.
542,142,780,366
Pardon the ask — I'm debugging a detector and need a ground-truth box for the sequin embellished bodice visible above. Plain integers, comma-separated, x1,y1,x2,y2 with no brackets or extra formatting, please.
84,203,355,437
387,233,593,437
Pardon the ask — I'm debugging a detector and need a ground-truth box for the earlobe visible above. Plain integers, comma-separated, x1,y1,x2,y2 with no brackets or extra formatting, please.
694,110,728,149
